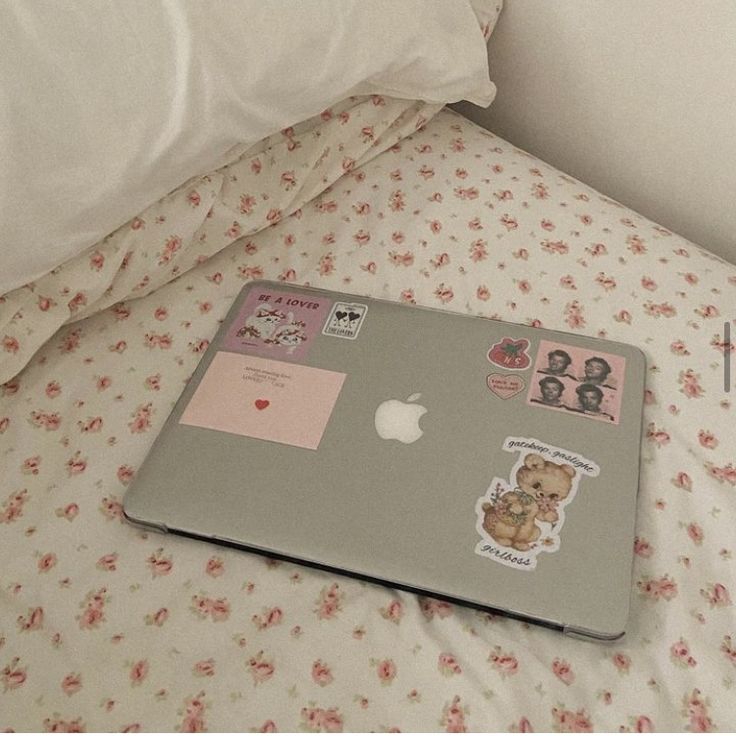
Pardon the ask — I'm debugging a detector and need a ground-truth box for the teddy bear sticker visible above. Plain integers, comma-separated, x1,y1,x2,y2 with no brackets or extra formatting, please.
475,437,599,570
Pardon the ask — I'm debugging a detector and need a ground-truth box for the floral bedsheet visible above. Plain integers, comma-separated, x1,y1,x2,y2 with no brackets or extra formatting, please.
1,108,734,732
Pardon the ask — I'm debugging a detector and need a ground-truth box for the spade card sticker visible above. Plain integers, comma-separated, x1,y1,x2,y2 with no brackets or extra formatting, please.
322,302,368,340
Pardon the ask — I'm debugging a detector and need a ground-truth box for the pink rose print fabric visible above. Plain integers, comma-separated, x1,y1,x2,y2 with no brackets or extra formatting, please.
1,104,735,731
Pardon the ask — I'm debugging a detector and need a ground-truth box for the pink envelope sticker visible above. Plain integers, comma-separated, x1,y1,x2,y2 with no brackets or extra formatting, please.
222,288,332,361
180,352,346,450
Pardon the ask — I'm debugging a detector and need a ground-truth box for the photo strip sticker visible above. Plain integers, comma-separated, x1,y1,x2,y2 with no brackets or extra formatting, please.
527,340,626,425
322,301,368,340
475,437,600,571
222,288,333,362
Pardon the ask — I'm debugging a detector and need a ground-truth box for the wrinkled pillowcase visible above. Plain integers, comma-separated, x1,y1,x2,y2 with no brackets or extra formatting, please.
0,0,499,294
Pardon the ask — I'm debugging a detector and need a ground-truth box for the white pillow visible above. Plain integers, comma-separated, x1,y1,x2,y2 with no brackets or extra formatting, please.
0,1,497,294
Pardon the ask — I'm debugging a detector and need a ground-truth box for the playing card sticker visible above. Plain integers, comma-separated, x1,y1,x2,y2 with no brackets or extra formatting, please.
322,301,368,340
487,337,532,370
223,288,332,361
474,437,599,571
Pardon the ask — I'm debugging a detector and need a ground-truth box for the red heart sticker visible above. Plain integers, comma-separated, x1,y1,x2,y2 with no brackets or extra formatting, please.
255,399,270,411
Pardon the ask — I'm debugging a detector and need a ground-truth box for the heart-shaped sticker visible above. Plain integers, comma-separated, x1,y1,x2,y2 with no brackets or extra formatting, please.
255,399,270,411
486,373,525,399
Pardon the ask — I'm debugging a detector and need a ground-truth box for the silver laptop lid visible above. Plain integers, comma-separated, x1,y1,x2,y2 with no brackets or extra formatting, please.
123,280,646,639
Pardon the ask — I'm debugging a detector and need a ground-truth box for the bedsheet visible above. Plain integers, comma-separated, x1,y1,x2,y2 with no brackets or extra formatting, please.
1,108,734,732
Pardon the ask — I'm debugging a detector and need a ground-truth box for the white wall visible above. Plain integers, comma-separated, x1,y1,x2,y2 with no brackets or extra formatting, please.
454,0,736,264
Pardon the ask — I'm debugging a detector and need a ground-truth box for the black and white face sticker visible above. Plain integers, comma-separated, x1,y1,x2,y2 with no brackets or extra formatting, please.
322,302,368,340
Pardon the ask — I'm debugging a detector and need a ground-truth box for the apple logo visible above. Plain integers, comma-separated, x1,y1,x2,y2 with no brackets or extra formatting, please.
374,393,427,444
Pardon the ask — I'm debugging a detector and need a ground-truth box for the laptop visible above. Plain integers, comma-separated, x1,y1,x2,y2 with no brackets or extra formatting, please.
123,280,646,640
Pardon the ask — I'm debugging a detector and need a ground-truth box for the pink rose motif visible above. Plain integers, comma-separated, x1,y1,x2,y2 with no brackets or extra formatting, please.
612,652,631,673
38,552,57,572
476,285,491,301
420,598,453,620
552,707,593,733
78,416,103,433
117,466,136,486
61,673,82,696
720,635,736,666
380,599,404,624
22,455,42,474
488,647,519,677
670,638,696,668
438,653,462,676
542,239,569,254
682,689,716,733
2,657,27,691
252,607,283,630
634,537,654,558
552,658,575,685
646,423,671,447
705,463,736,486
96,553,118,572
100,496,124,521
672,472,693,491
147,549,173,577
193,659,215,677
315,583,343,620
205,557,224,578
700,582,731,608
638,574,679,602
248,651,275,685
311,659,334,687
2,335,20,354
257,720,277,733
695,304,719,318
697,430,718,449
376,658,397,684
145,608,169,627
634,715,654,732
441,695,468,733
500,214,518,230
43,716,86,732
178,691,208,733
66,451,87,476
0,416,9,434
57,503,80,521
686,523,704,545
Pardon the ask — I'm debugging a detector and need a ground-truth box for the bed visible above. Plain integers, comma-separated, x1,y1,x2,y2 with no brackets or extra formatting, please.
2,3,735,733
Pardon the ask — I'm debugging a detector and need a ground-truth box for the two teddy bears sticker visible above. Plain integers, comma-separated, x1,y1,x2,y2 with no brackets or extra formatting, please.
475,436,599,571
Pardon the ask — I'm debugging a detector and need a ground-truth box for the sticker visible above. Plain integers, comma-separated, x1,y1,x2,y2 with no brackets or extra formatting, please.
322,301,368,340
223,288,332,361
487,337,531,370
474,436,599,571
486,373,526,399
527,340,626,425
180,353,346,450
